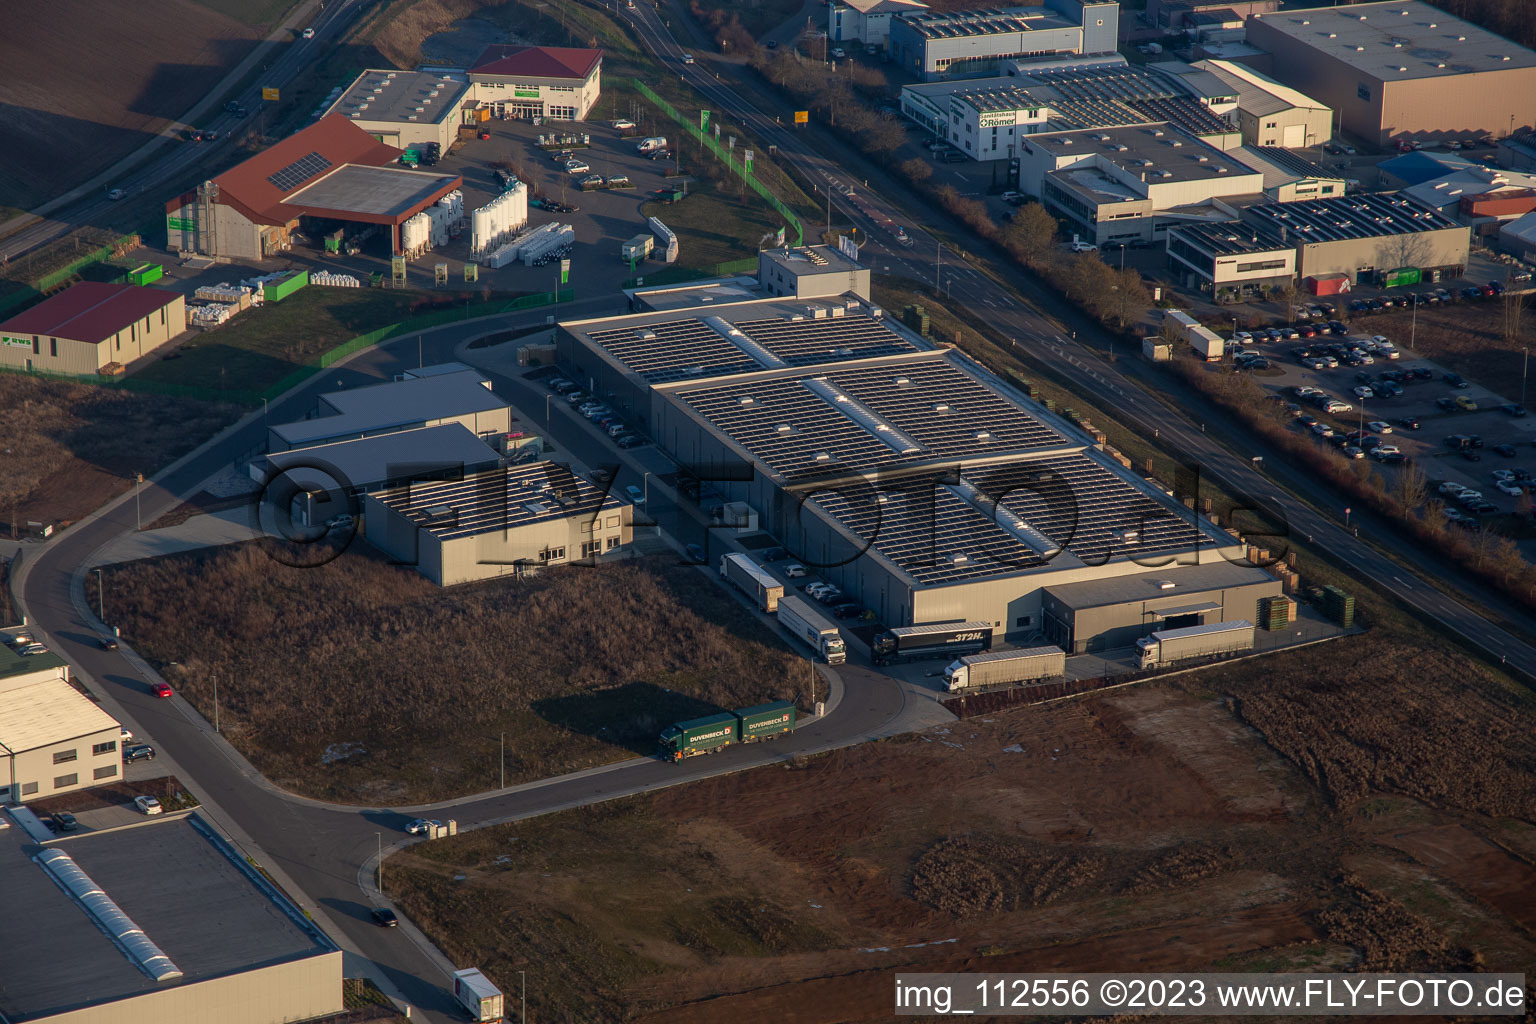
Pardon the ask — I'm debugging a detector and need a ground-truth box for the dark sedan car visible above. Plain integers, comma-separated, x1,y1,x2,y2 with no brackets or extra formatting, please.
371,908,399,927
123,744,156,762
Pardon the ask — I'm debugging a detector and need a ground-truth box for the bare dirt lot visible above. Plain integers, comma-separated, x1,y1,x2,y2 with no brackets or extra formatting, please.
0,375,240,535
1368,295,1529,389
0,0,262,209
386,630,1536,1023
106,546,805,803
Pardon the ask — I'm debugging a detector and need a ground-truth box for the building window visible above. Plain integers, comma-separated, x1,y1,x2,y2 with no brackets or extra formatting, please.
580,520,593,533
53,749,78,765
94,764,118,780
116,335,121,350
1015,615,1032,627
93,740,117,756
606,536,621,550
539,546,566,562
581,540,601,558
50,339,57,357
54,773,79,789
160,308,165,325
1265,121,1276,129
32,337,38,354
22,782,38,796
1357,83,1371,101
605,515,619,528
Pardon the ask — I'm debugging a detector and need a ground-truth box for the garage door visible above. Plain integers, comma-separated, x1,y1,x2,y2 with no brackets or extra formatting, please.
1282,123,1305,148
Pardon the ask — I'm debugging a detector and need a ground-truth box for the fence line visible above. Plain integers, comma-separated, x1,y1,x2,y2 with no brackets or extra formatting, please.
632,80,804,246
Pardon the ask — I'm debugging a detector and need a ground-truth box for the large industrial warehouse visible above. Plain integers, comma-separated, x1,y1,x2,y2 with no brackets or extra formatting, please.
889,0,1120,80
0,281,185,375
1245,1,1536,146
555,291,1280,650
1239,191,1470,283
165,115,462,259
0,814,342,1024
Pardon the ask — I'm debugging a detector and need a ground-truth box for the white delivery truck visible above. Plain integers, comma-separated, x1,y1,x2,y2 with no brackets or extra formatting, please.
776,594,846,664
719,552,783,612
1136,620,1254,669
452,968,505,1022
943,646,1066,692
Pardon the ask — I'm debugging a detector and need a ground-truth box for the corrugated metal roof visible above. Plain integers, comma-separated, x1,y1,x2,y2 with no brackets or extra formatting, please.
0,283,180,346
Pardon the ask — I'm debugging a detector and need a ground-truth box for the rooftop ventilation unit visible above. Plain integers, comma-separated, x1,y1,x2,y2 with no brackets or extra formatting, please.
893,376,913,387
738,395,755,405
947,552,969,565
974,430,992,440
776,423,793,434
813,452,831,462
933,402,951,413
1157,579,1176,590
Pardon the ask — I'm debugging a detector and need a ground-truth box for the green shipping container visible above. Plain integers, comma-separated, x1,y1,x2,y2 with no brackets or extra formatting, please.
735,700,796,741
659,712,738,760
267,270,309,302
127,263,163,286
1383,266,1421,288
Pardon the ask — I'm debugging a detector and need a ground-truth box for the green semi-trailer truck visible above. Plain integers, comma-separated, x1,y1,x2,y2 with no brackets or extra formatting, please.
658,700,796,761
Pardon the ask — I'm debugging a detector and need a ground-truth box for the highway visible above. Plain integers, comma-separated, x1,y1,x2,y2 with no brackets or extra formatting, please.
616,0,1536,678
0,0,366,263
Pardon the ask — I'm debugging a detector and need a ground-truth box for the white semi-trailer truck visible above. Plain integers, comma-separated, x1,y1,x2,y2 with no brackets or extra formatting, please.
1136,620,1254,669
776,594,846,664
719,553,783,612
943,646,1066,692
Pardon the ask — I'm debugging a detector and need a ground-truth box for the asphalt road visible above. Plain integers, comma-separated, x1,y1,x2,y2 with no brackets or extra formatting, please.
0,0,365,263
15,302,916,1022
614,2,1536,678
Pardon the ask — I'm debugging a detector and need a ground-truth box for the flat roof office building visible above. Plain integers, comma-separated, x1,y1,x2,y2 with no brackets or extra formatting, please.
829,0,930,51
556,297,1279,650
364,462,633,586
0,640,125,804
1182,59,1333,149
1165,222,1297,298
1245,1,1536,146
325,69,470,153
267,366,511,451
890,1,1120,81
757,245,872,301
0,814,342,1024
1239,191,1470,283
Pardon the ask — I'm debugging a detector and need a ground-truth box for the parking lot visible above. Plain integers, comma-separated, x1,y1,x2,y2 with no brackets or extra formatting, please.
1231,304,1536,521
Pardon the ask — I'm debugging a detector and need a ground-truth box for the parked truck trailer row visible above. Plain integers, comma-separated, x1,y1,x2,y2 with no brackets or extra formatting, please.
657,699,797,761
719,553,783,613
1136,620,1254,669
872,620,992,666
943,646,1066,692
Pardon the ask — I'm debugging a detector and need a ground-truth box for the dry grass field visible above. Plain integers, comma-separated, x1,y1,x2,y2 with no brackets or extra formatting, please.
0,376,239,534
385,630,1536,1022
0,0,263,209
106,546,804,802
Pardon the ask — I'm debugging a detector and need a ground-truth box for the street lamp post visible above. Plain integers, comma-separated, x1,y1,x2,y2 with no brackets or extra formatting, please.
1523,346,1530,411
135,474,143,531
500,731,505,789
376,833,383,893
95,568,105,622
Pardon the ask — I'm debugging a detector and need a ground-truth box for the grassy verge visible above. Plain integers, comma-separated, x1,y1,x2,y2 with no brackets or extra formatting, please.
639,174,785,271
106,547,807,804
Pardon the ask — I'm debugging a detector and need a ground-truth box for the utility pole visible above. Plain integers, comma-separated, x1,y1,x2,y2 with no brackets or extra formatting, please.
1523,346,1530,410
824,186,831,232
500,731,505,789
95,568,105,623
376,833,383,893
214,674,219,733
135,474,143,531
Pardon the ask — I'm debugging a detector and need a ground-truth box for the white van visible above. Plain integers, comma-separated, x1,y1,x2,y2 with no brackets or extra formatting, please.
636,136,668,153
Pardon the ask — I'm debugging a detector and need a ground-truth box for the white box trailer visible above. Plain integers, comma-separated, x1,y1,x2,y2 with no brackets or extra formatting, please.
452,968,505,1022
776,594,846,664
943,645,1066,692
621,233,654,262
1137,620,1254,669
719,552,783,612
1163,309,1224,361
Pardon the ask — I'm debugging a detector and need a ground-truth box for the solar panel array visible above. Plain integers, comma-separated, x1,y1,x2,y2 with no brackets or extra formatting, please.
372,464,616,540
583,311,919,384
674,356,1066,477
968,456,1205,564
1243,191,1456,243
806,453,1208,585
904,7,1049,39
734,314,919,366
1123,96,1234,138
586,317,762,384
267,151,333,192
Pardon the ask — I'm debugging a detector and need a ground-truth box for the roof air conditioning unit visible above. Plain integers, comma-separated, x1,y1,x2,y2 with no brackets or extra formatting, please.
948,552,969,565
738,395,755,405
933,402,951,412
776,423,793,434
1157,579,1176,590
893,376,912,386
813,452,831,462
975,430,992,440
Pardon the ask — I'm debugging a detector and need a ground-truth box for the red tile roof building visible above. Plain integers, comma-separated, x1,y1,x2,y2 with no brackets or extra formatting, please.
164,115,461,260
468,45,603,121
0,282,186,375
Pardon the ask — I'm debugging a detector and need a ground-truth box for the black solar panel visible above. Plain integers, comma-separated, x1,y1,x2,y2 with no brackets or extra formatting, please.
267,151,333,192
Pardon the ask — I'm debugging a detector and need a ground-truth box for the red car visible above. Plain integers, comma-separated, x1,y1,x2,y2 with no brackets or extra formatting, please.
153,683,174,699
477,130,491,140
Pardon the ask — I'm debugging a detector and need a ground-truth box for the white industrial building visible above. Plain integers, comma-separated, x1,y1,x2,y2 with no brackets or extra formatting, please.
0,638,123,804
901,60,1242,160
554,294,1281,650
1018,122,1264,245
1239,191,1470,284
364,462,633,586
468,45,603,121
889,1,1120,81
1165,222,1297,299
1179,60,1333,149
324,69,470,153
267,366,512,452
757,245,871,301
829,0,930,52
1229,146,1347,203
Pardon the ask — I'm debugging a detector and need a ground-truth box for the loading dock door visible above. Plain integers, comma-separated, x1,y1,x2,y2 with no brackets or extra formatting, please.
1161,612,1203,630
1282,123,1305,148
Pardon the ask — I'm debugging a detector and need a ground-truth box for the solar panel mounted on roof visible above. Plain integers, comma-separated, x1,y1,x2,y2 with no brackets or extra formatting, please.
268,151,334,192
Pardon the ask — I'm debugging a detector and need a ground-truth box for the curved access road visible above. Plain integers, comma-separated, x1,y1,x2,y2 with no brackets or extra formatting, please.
12,300,916,1022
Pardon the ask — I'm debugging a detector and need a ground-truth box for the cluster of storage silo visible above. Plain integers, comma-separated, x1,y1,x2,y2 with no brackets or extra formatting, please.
402,213,431,258
471,183,529,258
401,190,466,259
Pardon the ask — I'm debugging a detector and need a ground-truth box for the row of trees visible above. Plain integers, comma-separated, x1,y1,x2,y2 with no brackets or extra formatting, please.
751,49,907,156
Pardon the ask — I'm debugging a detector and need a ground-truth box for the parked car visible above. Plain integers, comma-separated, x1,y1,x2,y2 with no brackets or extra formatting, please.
106,188,127,200
50,812,79,833
1494,443,1518,457
783,563,807,578
1498,480,1525,496
133,795,163,816
301,26,316,38
1501,403,1528,417
372,907,400,927
1069,239,1098,253
1367,420,1393,434
616,435,644,449
1323,400,1352,414
153,683,173,699
124,744,156,762
612,119,637,130
625,485,645,505
684,543,706,562
405,818,442,835
1455,395,1479,411
1352,386,1374,400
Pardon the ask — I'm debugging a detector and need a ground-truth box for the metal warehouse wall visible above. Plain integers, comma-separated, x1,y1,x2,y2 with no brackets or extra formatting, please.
1051,575,1283,653
554,328,655,434
1380,70,1536,143
1294,224,1470,281
33,950,342,1024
